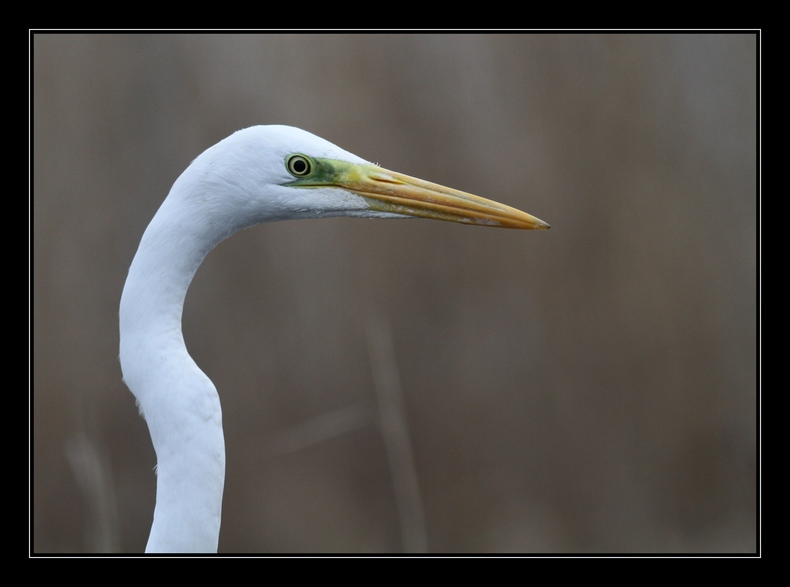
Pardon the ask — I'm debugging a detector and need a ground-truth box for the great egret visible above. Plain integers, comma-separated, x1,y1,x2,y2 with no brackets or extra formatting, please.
119,125,549,553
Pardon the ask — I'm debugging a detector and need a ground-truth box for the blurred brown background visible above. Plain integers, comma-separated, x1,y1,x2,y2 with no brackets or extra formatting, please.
32,33,757,554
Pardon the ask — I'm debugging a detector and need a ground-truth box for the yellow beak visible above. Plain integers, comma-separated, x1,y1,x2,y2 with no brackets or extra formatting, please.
287,156,550,230
349,164,550,230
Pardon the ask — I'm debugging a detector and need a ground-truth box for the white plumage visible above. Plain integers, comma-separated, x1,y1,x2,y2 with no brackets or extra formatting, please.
120,125,548,553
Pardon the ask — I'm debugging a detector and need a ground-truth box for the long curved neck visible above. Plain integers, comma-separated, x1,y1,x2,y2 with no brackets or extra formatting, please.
120,192,228,553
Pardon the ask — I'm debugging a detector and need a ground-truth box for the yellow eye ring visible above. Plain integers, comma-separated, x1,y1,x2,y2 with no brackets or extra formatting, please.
286,154,311,177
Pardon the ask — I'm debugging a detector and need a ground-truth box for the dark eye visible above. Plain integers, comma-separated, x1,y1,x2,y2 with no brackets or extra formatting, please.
287,154,311,177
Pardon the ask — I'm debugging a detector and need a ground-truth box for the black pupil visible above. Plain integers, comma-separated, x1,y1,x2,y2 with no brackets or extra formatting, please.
292,158,307,174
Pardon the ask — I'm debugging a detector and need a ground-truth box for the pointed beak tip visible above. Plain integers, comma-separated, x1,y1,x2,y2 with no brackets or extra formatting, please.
517,215,550,230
